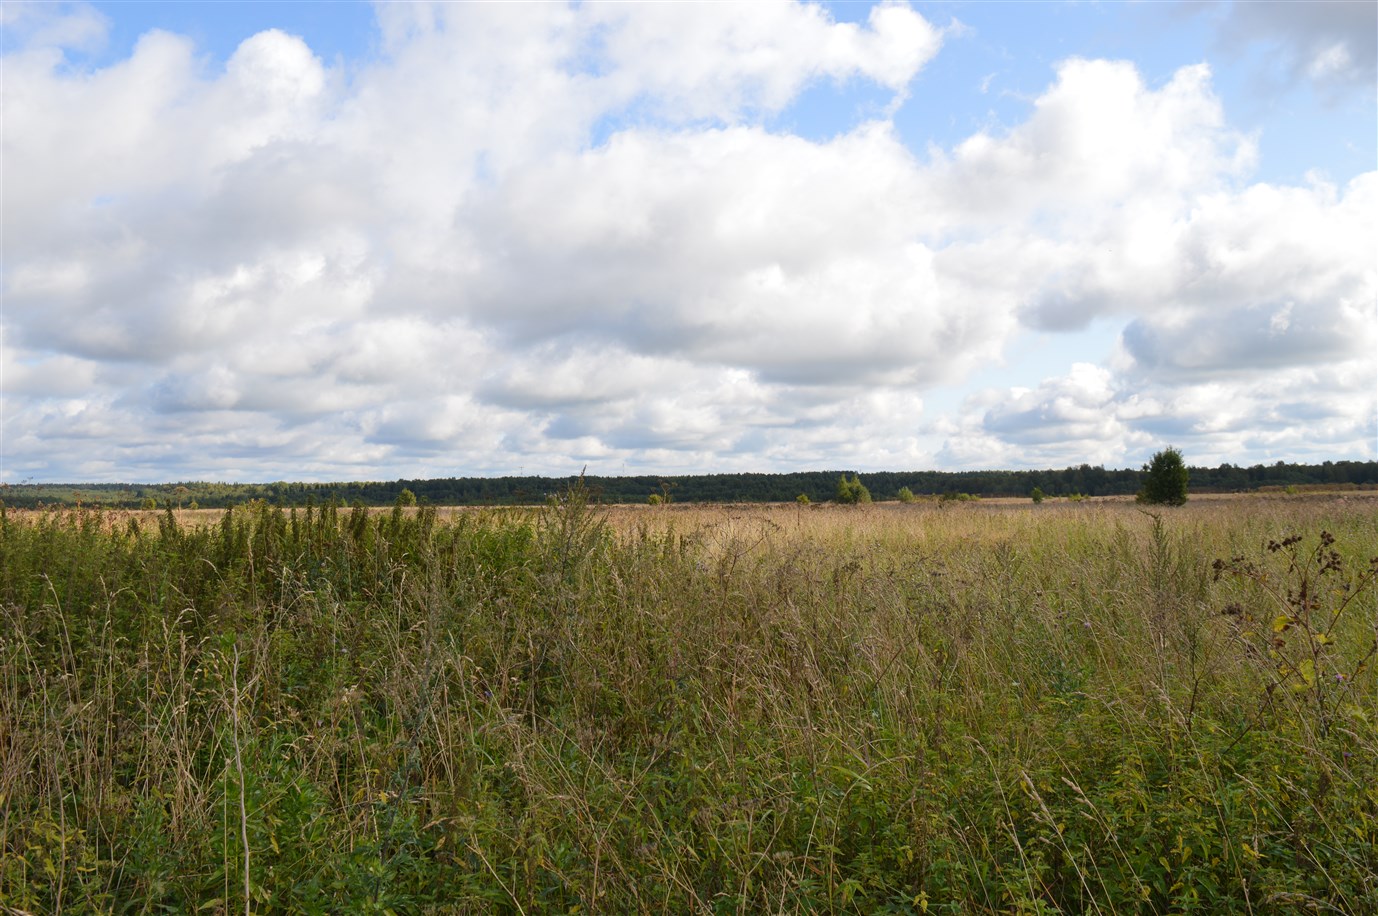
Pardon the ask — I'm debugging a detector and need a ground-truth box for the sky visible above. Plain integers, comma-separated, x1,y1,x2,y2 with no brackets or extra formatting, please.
2,0,1375,483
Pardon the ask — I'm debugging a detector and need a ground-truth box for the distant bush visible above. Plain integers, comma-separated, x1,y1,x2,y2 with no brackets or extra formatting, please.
896,486,916,503
835,474,871,504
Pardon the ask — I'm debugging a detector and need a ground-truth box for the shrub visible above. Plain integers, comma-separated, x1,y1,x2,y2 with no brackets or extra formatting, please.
896,486,916,503
1030,487,1044,504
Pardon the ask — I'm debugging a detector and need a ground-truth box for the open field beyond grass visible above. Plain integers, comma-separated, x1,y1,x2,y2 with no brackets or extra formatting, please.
2,493,1376,913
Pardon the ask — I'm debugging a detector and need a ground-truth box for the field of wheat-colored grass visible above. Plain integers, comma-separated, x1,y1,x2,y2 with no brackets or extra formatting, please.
2,492,1375,913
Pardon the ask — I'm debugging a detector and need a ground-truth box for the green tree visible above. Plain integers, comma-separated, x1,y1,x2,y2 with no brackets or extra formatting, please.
396,488,417,508
1030,487,1045,504
1137,447,1189,506
796,493,810,506
896,486,916,503
835,474,871,505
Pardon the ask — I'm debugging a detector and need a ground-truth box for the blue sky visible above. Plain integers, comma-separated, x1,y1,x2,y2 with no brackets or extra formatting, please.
3,1,1375,482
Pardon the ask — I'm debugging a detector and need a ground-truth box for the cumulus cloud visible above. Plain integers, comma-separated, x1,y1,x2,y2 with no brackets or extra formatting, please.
584,0,943,120
963,173,1376,469
983,364,1124,446
933,60,1254,223
464,122,1014,386
1,0,109,53
1114,172,1375,382
1202,0,1377,98
2,1,1373,481
968,348,1375,470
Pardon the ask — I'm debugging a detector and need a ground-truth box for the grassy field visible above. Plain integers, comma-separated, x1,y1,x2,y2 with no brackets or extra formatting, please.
2,491,1375,913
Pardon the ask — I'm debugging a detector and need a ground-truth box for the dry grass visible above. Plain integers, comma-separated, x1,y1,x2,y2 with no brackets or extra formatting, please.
2,493,1375,913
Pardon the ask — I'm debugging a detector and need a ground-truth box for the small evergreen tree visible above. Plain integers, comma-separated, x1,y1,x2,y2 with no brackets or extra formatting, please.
835,474,871,504
1137,447,1189,506
1031,487,1045,504
896,486,916,503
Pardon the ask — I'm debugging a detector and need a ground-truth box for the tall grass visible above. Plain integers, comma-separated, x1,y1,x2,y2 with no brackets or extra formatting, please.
1,493,1375,913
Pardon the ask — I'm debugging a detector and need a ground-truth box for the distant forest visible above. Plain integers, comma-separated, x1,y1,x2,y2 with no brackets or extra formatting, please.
4,460,1376,509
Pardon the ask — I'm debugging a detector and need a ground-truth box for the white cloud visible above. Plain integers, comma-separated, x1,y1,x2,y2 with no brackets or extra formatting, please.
1117,172,1376,377
984,364,1118,441
1,1,109,53
2,2,1373,482
931,60,1254,223
1206,0,1377,98
454,119,1017,389
966,349,1376,470
586,0,942,121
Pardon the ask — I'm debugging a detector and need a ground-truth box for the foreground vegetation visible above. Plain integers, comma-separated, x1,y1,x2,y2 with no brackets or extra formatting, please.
2,492,1376,913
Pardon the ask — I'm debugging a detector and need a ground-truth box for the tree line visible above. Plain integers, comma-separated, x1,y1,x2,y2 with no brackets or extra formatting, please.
3,459,1375,509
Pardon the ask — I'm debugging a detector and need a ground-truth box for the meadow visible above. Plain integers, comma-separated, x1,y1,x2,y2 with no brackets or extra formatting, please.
2,490,1375,914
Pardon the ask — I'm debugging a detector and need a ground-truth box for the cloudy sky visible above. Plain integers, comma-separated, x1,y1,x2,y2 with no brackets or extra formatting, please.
3,0,1375,483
